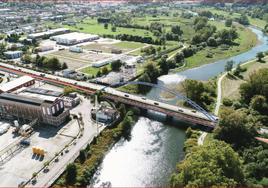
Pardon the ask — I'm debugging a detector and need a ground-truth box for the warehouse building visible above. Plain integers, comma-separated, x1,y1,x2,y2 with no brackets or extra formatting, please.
51,32,99,45
28,28,70,39
4,51,22,59
0,92,69,126
0,76,35,93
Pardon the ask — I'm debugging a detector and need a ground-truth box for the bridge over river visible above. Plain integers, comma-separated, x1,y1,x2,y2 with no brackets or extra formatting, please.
0,62,217,129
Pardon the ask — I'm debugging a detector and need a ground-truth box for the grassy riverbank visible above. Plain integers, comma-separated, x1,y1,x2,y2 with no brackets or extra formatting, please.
222,57,268,100
173,25,258,72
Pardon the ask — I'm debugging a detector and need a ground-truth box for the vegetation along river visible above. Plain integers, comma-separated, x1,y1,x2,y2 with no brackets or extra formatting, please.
91,27,268,187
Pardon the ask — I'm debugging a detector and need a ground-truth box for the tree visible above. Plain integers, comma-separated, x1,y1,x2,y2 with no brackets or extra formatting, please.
256,52,264,62
225,60,234,72
174,52,184,64
62,62,68,70
170,140,245,187
144,62,160,83
79,149,87,164
101,66,109,75
65,163,77,185
239,68,268,103
238,14,250,25
137,73,151,93
214,108,257,149
21,54,33,64
104,23,108,29
171,25,183,35
111,25,116,32
111,60,122,71
225,18,233,27
159,56,169,74
250,95,267,114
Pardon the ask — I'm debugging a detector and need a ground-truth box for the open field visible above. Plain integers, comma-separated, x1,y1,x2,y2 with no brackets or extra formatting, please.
222,59,268,100
45,50,113,69
83,41,146,54
63,18,155,38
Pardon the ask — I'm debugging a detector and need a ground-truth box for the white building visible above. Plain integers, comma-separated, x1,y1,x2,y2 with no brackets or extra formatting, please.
28,28,70,39
51,32,99,45
69,46,83,53
4,51,22,59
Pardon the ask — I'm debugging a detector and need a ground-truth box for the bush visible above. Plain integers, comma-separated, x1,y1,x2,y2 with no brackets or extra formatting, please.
223,98,233,106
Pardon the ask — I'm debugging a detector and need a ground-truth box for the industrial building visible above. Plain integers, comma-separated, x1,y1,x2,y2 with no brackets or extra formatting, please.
0,76,35,93
69,46,83,53
0,92,69,126
51,32,99,45
27,28,70,39
91,106,118,124
4,51,22,59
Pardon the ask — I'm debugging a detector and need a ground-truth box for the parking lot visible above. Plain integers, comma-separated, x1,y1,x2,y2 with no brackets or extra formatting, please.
0,119,80,186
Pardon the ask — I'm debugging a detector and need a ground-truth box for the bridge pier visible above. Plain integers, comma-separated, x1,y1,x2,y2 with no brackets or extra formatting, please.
166,115,173,122
140,108,148,115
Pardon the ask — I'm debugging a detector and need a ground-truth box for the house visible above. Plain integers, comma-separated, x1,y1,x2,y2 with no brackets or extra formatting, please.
4,51,22,59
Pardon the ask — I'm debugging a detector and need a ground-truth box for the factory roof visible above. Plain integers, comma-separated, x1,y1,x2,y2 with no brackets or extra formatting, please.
25,87,62,97
52,32,98,41
0,76,34,92
28,28,69,38
0,93,43,106
4,51,22,55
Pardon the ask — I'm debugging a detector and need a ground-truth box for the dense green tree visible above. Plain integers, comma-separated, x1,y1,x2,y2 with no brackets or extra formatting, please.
104,23,108,29
170,140,245,187
239,68,268,104
250,95,267,114
174,52,184,64
256,52,264,62
65,163,77,185
238,14,250,25
159,56,169,74
111,60,122,71
144,62,160,83
214,108,257,149
171,25,183,35
62,62,68,70
225,60,234,72
225,18,233,27
21,54,33,64
137,72,151,93
111,25,116,32
79,149,87,164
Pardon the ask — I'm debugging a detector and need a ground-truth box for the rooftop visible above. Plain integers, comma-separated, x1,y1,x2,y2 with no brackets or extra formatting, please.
0,93,43,106
52,32,98,41
0,76,34,92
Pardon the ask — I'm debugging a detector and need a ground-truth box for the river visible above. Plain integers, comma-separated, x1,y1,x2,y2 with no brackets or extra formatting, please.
91,27,268,187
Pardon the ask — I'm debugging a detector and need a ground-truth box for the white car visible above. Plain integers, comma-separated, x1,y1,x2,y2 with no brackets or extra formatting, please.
0,123,10,135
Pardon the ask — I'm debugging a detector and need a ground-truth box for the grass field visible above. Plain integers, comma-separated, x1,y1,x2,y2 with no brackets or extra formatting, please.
80,64,111,76
63,18,155,38
83,41,147,54
222,59,268,100
177,24,258,71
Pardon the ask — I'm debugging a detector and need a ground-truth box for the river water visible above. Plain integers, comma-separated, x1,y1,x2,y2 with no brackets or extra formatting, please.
91,27,268,187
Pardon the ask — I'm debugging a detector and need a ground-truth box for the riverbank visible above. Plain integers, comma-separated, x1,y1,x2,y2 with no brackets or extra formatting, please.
54,110,138,186
172,26,258,72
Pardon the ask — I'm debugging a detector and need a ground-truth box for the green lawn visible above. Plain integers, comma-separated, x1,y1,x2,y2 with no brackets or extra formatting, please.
113,41,146,50
63,18,155,38
249,17,267,29
80,64,111,76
